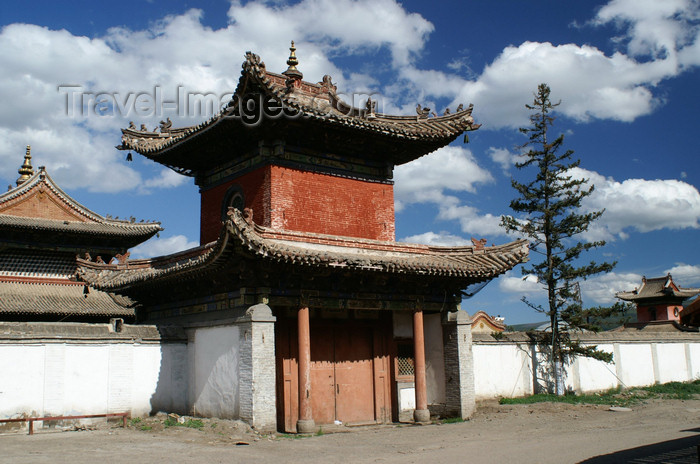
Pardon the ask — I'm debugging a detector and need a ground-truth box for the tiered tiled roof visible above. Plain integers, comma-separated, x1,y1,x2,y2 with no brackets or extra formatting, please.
119,50,480,175
616,274,700,302
77,208,528,292
0,167,162,248
0,280,135,319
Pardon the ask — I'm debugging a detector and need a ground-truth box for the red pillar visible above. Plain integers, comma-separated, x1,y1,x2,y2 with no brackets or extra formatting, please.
413,309,430,422
297,306,315,433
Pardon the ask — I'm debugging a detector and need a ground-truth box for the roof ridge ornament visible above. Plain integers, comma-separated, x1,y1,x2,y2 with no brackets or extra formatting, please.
16,145,34,186
282,41,303,88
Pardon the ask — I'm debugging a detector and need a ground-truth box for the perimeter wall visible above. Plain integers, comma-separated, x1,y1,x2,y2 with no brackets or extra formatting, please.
472,329,700,399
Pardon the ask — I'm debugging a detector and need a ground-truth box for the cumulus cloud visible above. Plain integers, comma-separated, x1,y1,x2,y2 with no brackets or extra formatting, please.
393,145,493,210
580,271,642,304
499,272,542,296
499,270,642,306
130,234,199,259
488,146,519,172
665,263,700,287
400,231,471,247
143,168,189,191
570,167,700,240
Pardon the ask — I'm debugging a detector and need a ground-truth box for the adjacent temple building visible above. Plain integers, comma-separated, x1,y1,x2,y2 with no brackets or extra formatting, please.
3,45,527,432
0,146,161,323
617,274,700,324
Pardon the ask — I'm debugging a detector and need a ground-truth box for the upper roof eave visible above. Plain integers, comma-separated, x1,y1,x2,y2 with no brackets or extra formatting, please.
118,51,480,167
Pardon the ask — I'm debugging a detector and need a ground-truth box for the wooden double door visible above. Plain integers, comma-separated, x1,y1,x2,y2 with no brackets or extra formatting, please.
276,317,391,432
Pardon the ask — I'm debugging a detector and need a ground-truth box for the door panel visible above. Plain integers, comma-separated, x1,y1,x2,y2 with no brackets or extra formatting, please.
310,327,336,425
334,326,375,423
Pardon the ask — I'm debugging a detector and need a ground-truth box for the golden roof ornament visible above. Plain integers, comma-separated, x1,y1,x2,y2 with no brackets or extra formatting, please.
16,145,34,186
282,40,303,82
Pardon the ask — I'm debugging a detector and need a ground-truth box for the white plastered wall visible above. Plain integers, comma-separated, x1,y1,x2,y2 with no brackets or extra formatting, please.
0,342,188,420
189,325,241,419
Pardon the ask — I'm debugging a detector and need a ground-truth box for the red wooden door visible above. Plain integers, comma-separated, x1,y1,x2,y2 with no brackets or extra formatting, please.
334,326,375,423
310,327,336,424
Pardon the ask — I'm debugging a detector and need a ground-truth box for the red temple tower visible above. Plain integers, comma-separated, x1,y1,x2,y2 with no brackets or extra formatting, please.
79,45,528,432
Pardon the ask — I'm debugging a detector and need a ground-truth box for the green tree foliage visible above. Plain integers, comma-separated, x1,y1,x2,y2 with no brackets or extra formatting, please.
501,84,617,394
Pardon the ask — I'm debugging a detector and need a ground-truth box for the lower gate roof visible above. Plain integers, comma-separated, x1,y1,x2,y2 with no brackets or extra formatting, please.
77,208,528,293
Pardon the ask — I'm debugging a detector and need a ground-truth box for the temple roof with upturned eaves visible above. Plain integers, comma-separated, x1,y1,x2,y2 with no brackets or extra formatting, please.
118,49,480,176
77,208,528,292
0,166,162,250
616,274,700,303
0,279,135,320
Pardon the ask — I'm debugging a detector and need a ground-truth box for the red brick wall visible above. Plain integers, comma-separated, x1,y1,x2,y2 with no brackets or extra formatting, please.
200,165,396,243
637,304,682,322
268,166,395,241
1,190,85,222
200,167,271,244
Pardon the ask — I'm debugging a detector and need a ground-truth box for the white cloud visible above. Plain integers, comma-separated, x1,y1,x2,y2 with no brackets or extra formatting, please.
499,272,542,296
580,271,641,305
143,168,189,190
400,231,471,247
393,145,493,210
665,263,700,287
569,167,700,240
488,146,519,172
2,0,700,197
499,270,643,306
130,234,198,259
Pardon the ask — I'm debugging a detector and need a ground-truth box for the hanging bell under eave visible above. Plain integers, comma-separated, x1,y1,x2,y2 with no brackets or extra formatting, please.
126,152,133,162
83,285,90,298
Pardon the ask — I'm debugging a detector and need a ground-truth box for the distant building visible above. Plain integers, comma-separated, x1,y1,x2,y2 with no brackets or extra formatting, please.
616,274,700,324
0,147,161,323
470,311,506,333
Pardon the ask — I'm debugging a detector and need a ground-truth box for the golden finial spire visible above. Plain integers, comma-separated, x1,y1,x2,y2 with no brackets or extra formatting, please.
283,40,303,81
16,145,34,186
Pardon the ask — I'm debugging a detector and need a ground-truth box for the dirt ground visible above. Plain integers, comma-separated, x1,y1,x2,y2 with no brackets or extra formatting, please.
2,399,699,464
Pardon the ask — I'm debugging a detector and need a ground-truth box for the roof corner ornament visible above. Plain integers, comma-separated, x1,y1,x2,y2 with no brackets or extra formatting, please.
471,237,488,251
159,117,172,133
16,145,34,186
365,97,377,120
243,207,254,225
283,41,303,90
415,104,430,120
319,75,337,94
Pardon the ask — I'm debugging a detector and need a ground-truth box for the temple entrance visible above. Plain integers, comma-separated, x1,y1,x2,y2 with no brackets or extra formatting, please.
310,324,375,424
275,314,392,432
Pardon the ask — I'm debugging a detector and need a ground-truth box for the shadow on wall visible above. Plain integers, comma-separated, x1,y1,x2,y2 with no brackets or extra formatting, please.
149,326,188,416
578,433,700,463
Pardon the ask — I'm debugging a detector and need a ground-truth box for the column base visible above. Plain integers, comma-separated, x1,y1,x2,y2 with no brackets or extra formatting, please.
296,419,316,434
413,409,430,423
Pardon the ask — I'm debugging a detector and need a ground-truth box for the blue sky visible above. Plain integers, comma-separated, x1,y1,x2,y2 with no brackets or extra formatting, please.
2,0,699,324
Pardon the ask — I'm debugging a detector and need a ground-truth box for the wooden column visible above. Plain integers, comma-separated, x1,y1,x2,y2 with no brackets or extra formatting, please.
296,306,315,433
413,309,430,422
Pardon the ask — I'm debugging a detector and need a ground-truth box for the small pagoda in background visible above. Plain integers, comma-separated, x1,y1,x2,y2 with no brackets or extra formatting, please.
0,147,161,322
616,274,700,324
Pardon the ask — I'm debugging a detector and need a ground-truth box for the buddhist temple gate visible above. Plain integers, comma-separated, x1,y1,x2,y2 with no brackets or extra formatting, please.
78,44,528,432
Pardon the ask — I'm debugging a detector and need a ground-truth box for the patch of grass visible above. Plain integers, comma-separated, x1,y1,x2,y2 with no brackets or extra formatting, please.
440,417,465,424
278,433,310,439
499,380,700,406
211,422,217,428
128,417,142,426
640,380,700,400
140,425,152,431
316,427,324,436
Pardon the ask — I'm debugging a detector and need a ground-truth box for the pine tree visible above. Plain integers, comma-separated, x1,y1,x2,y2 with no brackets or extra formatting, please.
501,83,616,395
